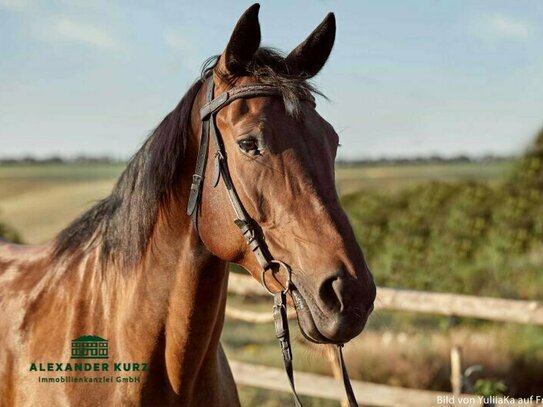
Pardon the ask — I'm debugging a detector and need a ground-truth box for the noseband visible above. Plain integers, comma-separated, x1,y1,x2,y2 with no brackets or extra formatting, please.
187,76,358,407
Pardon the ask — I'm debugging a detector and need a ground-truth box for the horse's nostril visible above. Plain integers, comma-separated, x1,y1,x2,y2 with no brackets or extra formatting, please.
332,277,347,312
318,274,345,313
316,266,376,315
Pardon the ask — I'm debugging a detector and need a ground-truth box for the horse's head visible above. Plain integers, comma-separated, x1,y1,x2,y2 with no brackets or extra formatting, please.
195,4,376,344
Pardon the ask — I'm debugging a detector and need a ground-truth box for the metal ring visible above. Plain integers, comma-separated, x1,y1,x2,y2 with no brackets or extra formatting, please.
260,260,292,295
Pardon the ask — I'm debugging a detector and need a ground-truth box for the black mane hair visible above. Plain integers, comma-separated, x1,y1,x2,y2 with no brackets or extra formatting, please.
53,48,319,267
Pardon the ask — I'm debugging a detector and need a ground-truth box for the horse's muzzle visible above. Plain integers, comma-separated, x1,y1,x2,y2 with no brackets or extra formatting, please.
290,279,375,344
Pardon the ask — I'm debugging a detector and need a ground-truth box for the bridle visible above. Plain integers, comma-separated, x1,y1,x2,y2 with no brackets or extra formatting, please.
187,75,359,407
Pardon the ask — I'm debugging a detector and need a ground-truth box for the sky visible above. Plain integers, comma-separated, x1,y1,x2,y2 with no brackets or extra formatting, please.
1,0,543,159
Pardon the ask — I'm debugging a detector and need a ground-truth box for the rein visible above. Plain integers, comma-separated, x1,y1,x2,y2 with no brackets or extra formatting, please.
187,76,359,406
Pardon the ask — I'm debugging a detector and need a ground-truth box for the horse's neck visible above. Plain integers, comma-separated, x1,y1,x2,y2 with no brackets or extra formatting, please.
161,251,230,395
29,197,230,400
111,203,230,397
115,85,231,399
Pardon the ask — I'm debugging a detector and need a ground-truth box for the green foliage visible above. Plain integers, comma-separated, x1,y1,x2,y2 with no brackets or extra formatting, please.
474,379,507,397
489,129,543,255
0,215,22,243
342,132,543,300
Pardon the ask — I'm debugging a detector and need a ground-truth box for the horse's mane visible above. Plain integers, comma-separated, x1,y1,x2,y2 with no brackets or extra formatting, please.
53,48,319,267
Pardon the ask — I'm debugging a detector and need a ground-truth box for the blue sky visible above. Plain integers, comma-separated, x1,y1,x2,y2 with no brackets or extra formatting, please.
1,0,542,159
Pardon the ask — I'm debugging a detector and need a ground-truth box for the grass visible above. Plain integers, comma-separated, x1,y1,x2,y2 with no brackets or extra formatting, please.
0,164,123,243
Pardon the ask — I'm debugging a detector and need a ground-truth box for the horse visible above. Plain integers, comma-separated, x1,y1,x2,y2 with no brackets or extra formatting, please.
0,4,376,406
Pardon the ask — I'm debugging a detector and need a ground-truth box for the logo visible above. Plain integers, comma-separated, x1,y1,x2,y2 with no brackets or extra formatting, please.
28,334,149,384
71,335,109,359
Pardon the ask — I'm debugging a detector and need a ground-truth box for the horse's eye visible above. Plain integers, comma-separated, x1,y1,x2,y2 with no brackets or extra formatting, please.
237,138,259,153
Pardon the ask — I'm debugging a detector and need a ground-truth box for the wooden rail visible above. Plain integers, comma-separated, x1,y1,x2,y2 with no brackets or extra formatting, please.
230,361,539,406
227,273,543,405
228,273,543,325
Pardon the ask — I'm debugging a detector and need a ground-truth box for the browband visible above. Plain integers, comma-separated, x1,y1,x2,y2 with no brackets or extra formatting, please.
200,84,284,120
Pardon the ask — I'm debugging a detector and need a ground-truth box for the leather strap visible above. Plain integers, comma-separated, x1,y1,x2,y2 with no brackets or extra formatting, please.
186,80,215,225
273,291,303,407
200,85,285,120
337,345,359,407
207,85,273,271
188,76,358,407
189,77,276,270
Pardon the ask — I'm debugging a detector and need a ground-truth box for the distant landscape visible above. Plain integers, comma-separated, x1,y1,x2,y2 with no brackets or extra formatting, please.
0,155,512,245
0,152,513,167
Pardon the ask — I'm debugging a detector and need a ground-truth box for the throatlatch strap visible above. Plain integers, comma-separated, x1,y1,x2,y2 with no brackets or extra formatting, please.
186,78,215,224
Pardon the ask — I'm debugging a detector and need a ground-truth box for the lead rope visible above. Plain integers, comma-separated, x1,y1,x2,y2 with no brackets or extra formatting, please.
190,77,359,406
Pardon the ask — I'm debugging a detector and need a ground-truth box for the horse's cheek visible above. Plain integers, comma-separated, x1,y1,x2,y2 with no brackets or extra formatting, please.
198,199,244,263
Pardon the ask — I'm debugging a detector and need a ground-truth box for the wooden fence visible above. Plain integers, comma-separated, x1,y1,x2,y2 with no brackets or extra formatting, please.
226,273,543,406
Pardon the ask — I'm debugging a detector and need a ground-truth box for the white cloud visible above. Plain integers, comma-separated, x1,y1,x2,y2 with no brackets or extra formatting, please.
478,13,533,41
45,17,120,50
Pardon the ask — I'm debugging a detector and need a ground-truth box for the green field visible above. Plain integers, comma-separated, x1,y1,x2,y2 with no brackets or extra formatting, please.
0,164,124,244
336,161,511,195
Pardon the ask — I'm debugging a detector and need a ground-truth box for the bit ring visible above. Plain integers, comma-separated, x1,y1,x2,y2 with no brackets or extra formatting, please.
261,260,292,295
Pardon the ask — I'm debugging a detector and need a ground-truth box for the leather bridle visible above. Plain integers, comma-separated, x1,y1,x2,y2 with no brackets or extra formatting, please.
187,75,359,407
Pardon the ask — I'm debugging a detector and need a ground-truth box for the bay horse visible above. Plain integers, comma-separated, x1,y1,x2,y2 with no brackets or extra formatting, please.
0,4,375,406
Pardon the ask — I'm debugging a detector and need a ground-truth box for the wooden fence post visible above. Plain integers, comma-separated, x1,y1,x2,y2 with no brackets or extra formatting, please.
450,345,462,404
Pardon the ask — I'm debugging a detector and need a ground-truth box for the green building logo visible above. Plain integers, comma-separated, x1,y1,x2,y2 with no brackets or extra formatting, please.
71,335,109,360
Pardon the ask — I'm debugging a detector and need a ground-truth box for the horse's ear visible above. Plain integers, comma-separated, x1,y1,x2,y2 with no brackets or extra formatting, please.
220,3,261,75
285,13,336,78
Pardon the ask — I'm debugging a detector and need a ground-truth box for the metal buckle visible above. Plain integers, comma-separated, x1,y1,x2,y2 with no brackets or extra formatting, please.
190,174,203,190
261,260,292,296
